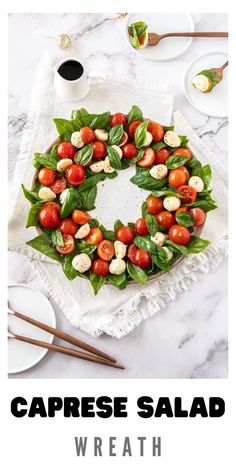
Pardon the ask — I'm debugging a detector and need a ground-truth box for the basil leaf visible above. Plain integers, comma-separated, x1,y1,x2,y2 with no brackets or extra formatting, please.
60,187,79,218
26,234,62,263
51,229,64,247
71,108,89,128
34,152,58,170
128,222,135,230
151,141,167,152
128,23,140,48
166,154,189,169
90,112,111,130
197,190,213,200
133,21,148,38
108,124,123,146
21,184,41,204
108,273,127,290
99,225,116,241
134,121,148,148
89,218,99,227
114,219,124,231
130,170,167,191
127,105,143,125
164,125,174,131
75,144,93,166
77,243,97,255
107,146,122,169
78,173,106,192
53,118,75,136
187,159,203,178
179,135,189,147
62,253,78,280
175,211,195,227
127,261,147,285
90,273,106,295
186,200,217,212
164,240,189,256
151,247,170,271
26,201,45,227
141,201,148,217
50,143,59,160
77,186,97,211
151,189,183,198
186,236,210,254
202,164,212,189
134,235,157,255
145,214,158,236
129,148,145,164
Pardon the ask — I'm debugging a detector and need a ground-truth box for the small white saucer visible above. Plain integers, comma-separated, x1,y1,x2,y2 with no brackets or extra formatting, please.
124,13,194,62
8,284,56,374
184,51,228,118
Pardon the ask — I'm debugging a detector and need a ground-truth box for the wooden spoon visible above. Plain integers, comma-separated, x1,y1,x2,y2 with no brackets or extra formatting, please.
148,31,228,46
211,60,228,82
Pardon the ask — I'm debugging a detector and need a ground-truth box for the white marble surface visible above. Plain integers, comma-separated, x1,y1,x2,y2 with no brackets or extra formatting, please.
8,13,228,378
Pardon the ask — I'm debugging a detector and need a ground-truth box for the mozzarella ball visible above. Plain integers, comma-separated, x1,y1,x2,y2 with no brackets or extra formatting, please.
188,176,204,192
38,187,56,200
143,131,153,146
90,160,105,173
72,254,91,273
192,74,212,93
114,240,127,259
150,164,168,180
109,259,126,275
162,246,173,261
164,131,181,148
71,131,84,149
111,145,123,158
94,129,108,141
59,188,69,204
104,156,115,174
57,158,73,172
74,223,90,239
151,232,166,247
163,196,181,211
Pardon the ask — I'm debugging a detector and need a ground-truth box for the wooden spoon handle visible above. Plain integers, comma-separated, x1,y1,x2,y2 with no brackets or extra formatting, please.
162,32,228,38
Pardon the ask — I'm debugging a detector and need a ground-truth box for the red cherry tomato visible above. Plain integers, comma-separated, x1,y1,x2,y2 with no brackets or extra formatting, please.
56,234,75,254
146,196,163,215
59,218,78,236
57,142,76,159
110,113,127,127
91,259,109,277
178,165,189,182
38,205,60,229
128,120,142,139
115,226,135,244
38,168,56,187
175,206,188,214
122,143,138,159
190,208,206,226
43,202,61,213
85,227,103,245
80,127,96,144
127,244,138,264
134,248,152,269
72,210,91,225
168,169,186,188
93,141,106,160
169,224,191,245
135,217,149,236
65,164,86,186
147,122,164,142
97,240,115,261
50,176,67,194
155,148,170,164
173,147,192,159
178,185,197,203
137,147,155,167
157,211,175,230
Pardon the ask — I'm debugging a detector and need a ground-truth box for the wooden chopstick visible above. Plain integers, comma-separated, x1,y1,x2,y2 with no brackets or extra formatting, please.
11,309,116,363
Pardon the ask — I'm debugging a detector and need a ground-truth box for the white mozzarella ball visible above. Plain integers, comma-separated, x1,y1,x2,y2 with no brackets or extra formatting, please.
111,145,123,158
164,131,181,148
90,160,105,173
59,188,69,204
94,129,108,141
162,246,173,261
143,131,153,146
72,254,91,273
104,156,115,174
71,131,84,149
150,164,168,180
74,223,90,239
114,240,127,259
192,74,211,93
38,187,56,200
151,232,166,247
188,176,204,192
109,259,126,275
163,196,181,211
56,158,73,172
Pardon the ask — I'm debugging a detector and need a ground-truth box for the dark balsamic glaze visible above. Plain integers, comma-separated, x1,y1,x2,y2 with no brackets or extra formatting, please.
58,60,84,81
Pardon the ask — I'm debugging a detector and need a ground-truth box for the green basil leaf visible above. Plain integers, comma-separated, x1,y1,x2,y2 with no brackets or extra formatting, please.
75,144,93,166
186,200,217,212
151,189,183,198
129,148,145,164
179,135,189,147
128,23,140,48
141,201,148,217
71,108,89,128
166,154,189,169
151,247,170,271
151,141,167,152
108,273,127,290
164,125,174,131
50,143,59,159
108,124,123,145
90,112,111,130
127,261,147,285
26,201,45,227
106,146,122,169
187,159,203,178
89,218,99,227
130,170,167,191
134,121,148,148
77,243,97,255
78,173,106,192
134,235,157,255
60,187,79,218
114,219,124,231
145,214,158,236
133,21,148,38
202,164,212,189
62,253,78,280
127,105,143,125
77,186,97,211
164,239,189,256
34,152,58,170
21,184,41,204
51,228,64,247
186,236,210,254
26,234,63,262
175,211,195,227
53,118,75,137
90,273,106,295
99,225,116,241
128,222,135,230
197,190,213,200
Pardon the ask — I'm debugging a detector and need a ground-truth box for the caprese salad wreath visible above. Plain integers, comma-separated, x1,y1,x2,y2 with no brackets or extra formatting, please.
22,105,217,294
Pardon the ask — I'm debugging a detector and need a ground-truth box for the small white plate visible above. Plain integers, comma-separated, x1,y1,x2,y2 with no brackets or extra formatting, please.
8,284,56,374
124,13,194,62
184,51,228,118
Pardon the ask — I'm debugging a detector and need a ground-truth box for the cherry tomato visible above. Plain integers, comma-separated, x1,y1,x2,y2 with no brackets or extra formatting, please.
38,168,56,187
122,143,138,159
72,210,91,225
57,142,76,159
168,169,186,188
135,217,149,236
59,218,78,236
178,185,197,203
79,127,96,144
110,113,127,127
127,244,138,264
91,259,109,277
175,206,188,214
173,148,192,159
93,141,106,160
137,147,155,167
128,120,142,139
38,205,60,229
65,164,86,186
157,211,175,230
56,234,75,254
85,227,103,245
97,240,115,261
169,225,191,245
155,148,170,164
134,248,152,269
50,176,67,194
190,208,206,226
115,226,135,244
178,165,189,182
43,202,61,213
147,122,164,142
146,196,163,215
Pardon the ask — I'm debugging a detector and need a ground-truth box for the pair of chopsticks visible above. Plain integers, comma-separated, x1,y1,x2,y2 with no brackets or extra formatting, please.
8,306,124,369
